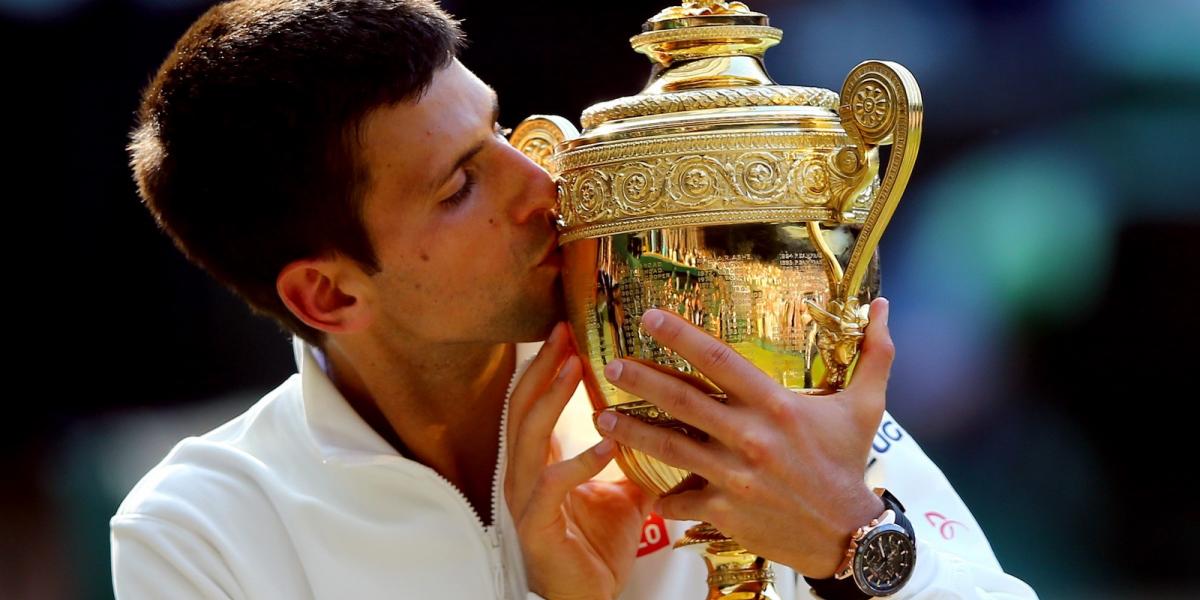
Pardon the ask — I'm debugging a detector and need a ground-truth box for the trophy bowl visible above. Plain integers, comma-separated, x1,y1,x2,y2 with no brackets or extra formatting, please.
510,2,921,597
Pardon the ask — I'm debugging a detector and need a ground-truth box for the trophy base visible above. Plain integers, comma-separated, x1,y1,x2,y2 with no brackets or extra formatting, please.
675,523,781,600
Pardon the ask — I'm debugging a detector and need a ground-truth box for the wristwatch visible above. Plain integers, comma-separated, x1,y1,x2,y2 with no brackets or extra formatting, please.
804,488,916,598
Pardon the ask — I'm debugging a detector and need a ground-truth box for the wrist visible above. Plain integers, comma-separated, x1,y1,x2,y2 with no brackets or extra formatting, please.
805,488,917,598
812,486,886,579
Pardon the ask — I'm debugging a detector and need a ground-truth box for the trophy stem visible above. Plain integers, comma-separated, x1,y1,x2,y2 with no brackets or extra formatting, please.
675,523,781,600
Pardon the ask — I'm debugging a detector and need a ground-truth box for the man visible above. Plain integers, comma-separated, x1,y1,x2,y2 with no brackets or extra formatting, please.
112,1,1038,598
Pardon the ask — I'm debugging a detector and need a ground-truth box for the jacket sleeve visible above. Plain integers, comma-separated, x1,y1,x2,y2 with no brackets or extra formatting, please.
111,513,243,600
797,411,1038,599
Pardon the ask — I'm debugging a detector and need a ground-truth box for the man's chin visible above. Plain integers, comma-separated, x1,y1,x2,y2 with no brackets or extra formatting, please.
507,281,567,343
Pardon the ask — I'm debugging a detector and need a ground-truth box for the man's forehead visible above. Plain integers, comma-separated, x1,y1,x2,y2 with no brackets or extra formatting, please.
359,62,497,189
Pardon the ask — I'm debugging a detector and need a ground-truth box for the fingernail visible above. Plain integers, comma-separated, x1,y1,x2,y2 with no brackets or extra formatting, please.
642,310,664,331
556,356,578,381
596,410,617,433
548,322,564,345
604,360,623,382
879,298,890,327
594,438,614,456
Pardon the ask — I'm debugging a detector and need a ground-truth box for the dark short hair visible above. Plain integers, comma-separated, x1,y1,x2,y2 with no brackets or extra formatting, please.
130,0,464,347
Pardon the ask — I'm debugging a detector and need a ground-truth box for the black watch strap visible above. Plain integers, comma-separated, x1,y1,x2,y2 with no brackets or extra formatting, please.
804,490,914,599
805,575,872,600
883,490,914,538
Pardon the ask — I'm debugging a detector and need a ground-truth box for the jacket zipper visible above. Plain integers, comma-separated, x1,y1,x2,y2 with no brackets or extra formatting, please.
416,350,532,599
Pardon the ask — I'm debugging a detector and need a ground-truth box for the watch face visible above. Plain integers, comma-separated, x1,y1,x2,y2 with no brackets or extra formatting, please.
853,524,915,595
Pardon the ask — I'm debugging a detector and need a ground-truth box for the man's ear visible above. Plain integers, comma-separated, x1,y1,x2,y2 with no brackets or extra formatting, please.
276,256,373,335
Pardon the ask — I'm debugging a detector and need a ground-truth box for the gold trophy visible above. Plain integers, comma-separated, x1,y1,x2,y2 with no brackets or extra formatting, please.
510,2,921,597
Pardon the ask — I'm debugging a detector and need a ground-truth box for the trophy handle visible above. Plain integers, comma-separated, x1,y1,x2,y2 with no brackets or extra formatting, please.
508,115,581,174
804,61,922,388
836,60,923,301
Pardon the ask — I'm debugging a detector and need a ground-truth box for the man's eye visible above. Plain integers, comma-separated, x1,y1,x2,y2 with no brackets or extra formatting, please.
441,171,476,208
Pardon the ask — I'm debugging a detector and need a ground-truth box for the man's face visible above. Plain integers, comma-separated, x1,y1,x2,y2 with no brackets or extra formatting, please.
354,59,564,346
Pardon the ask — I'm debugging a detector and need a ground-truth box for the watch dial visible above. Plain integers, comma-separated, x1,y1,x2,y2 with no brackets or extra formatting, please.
854,527,915,594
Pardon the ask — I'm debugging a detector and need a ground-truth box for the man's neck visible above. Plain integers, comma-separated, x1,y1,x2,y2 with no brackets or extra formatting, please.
320,336,517,526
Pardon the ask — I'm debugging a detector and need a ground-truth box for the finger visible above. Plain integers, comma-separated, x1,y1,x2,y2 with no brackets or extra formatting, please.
522,439,617,528
846,298,894,419
549,434,563,464
509,355,582,514
594,410,727,485
614,478,655,516
507,322,573,452
639,309,779,405
654,488,725,525
603,358,741,447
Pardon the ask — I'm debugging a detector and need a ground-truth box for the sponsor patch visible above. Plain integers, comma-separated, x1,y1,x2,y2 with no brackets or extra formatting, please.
637,513,670,557
871,419,906,454
925,511,968,540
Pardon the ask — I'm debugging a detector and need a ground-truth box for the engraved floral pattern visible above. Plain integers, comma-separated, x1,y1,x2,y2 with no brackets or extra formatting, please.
612,161,662,213
747,163,772,188
684,169,711,195
572,171,612,222
802,162,829,194
853,82,889,129
558,145,872,233
558,131,845,173
625,173,648,197
733,152,788,202
668,156,731,206
782,159,834,206
834,147,861,175
556,178,573,223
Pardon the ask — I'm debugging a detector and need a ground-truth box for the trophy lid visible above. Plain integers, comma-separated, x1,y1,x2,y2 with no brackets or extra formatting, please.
510,1,919,249
578,1,838,131
540,1,858,245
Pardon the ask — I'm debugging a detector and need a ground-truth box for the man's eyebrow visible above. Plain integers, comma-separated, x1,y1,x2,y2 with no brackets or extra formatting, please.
427,89,501,198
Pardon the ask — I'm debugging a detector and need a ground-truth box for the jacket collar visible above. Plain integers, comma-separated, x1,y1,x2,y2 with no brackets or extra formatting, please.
292,335,398,461
290,335,542,463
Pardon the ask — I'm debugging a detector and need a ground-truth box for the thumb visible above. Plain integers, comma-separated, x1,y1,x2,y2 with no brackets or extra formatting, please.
846,297,894,417
522,439,617,528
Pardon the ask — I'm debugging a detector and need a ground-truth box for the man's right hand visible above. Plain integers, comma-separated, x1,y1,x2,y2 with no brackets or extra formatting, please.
505,322,653,600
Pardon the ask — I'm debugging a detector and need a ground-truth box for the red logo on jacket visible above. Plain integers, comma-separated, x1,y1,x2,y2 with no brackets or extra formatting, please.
637,513,670,557
925,511,967,540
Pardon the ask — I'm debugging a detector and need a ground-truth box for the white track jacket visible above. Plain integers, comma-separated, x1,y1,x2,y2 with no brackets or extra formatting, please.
110,336,1038,599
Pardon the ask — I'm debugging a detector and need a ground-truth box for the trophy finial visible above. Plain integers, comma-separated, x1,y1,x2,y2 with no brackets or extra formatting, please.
632,1,778,72
648,1,760,23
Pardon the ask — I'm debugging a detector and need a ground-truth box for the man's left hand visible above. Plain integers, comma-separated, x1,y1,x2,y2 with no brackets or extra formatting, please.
594,297,894,578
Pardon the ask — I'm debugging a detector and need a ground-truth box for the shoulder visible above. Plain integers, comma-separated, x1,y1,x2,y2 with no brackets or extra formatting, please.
110,374,319,597
112,373,308,534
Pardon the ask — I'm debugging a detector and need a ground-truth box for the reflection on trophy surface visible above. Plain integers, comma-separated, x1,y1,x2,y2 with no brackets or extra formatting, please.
510,1,921,597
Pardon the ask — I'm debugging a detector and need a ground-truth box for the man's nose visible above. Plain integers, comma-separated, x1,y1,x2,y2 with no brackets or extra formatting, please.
500,141,559,225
